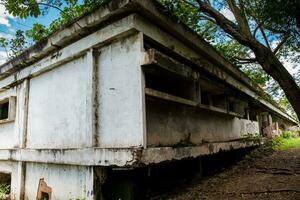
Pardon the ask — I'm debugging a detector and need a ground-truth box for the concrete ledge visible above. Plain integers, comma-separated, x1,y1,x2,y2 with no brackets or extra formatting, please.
141,140,261,165
0,140,261,167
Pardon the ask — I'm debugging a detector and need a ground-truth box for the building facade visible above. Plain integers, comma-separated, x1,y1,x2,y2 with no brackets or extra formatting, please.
0,0,297,199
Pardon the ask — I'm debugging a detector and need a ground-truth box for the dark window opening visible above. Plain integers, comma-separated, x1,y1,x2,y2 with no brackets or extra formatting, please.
248,110,258,121
211,95,227,109
0,101,9,120
41,192,49,200
229,102,235,112
145,72,197,101
201,91,210,105
0,173,11,198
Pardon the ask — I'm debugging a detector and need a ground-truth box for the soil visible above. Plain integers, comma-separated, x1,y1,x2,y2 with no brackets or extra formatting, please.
149,147,300,200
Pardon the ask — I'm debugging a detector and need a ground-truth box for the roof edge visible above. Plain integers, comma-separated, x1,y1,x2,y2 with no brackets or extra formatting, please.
0,0,297,124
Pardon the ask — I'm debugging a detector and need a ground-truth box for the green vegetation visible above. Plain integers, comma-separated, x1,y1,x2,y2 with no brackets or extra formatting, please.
0,0,299,119
272,132,300,151
241,133,262,143
0,184,10,200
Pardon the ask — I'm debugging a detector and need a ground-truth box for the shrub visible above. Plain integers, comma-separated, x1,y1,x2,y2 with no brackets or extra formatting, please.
282,130,299,138
0,184,10,199
282,131,292,138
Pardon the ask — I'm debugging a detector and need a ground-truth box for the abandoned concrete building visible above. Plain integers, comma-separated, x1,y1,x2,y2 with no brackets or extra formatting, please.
0,0,298,199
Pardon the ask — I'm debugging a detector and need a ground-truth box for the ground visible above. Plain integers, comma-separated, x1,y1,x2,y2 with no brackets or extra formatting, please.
149,138,300,200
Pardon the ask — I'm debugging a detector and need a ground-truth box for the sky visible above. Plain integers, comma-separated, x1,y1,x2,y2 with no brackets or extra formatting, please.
219,8,299,76
0,4,60,64
0,3,298,76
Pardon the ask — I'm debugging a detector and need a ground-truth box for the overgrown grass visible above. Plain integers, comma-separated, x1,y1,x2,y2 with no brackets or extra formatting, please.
272,137,300,150
0,184,10,200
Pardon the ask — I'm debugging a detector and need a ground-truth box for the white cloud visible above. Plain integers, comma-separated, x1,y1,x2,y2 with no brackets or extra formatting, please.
271,40,299,75
0,17,10,27
280,54,299,75
0,32,13,40
220,8,235,22
0,51,8,65
0,4,14,27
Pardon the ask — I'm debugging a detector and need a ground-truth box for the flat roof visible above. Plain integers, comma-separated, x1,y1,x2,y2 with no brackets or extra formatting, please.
0,0,297,124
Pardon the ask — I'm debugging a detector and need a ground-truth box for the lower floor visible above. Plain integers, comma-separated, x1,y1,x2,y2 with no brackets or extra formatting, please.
0,139,261,200
156,148,300,200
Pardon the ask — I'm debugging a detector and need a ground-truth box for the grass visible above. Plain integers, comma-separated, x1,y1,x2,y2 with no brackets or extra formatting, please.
272,137,300,151
0,184,10,200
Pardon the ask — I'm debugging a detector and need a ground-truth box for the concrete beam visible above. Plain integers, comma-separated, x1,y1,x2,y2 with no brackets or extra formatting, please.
141,140,261,165
0,140,261,167
142,49,198,80
145,88,243,118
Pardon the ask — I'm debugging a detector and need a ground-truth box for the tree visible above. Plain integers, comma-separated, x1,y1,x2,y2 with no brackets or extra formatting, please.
1,0,299,119
10,30,26,56
0,30,26,58
159,0,300,120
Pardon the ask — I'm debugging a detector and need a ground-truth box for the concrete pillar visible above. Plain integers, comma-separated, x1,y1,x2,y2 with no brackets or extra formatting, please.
268,114,273,127
194,157,203,180
246,109,250,120
14,162,26,200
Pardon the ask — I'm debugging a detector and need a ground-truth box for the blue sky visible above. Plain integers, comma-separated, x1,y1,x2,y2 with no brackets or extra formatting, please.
0,3,298,76
0,5,60,64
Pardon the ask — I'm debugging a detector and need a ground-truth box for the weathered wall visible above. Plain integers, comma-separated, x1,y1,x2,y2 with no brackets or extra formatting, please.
146,99,259,146
0,82,27,149
0,88,16,149
24,163,94,200
0,122,16,149
0,161,23,200
26,55,94,149
97,33,145,148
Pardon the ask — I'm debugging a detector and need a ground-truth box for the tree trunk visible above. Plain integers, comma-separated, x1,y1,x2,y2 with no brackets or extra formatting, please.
250,42,300,119
197,1,300,120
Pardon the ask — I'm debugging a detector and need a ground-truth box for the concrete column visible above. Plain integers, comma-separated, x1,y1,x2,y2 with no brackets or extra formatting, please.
11,162,25,200
194,157,203,180
268,114,273,127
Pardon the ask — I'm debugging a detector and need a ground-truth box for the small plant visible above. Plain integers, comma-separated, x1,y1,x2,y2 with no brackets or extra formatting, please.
282,130,299,139
282,131,292,138
241,133,262,142
0,184,10,200
272,136,300,150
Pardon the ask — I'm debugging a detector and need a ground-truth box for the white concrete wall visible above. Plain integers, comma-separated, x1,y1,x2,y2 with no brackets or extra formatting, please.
0,161,23,200
24,163,93,200
0,122,16,149
146,100,259,146
97,33,145,148
239,118,260,136
27,55,94,149
0,83,27,149
26,33,145,149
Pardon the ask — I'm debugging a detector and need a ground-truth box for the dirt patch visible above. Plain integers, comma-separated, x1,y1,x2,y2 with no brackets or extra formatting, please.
149,147,300,200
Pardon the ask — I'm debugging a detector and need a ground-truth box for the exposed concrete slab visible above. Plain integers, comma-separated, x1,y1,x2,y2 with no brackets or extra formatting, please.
141,140,261,165
0,140,260,167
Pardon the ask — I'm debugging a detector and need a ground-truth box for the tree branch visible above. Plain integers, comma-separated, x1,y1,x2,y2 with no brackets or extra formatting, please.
179,0,198,8
259,27,271,49
226,0,252,37
235,60,256,64
37,2,83,29
37,2,65,13
235,57,257,62
199,14,217,24
253,20,266,38
273,35,289,54
193,0,253,45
